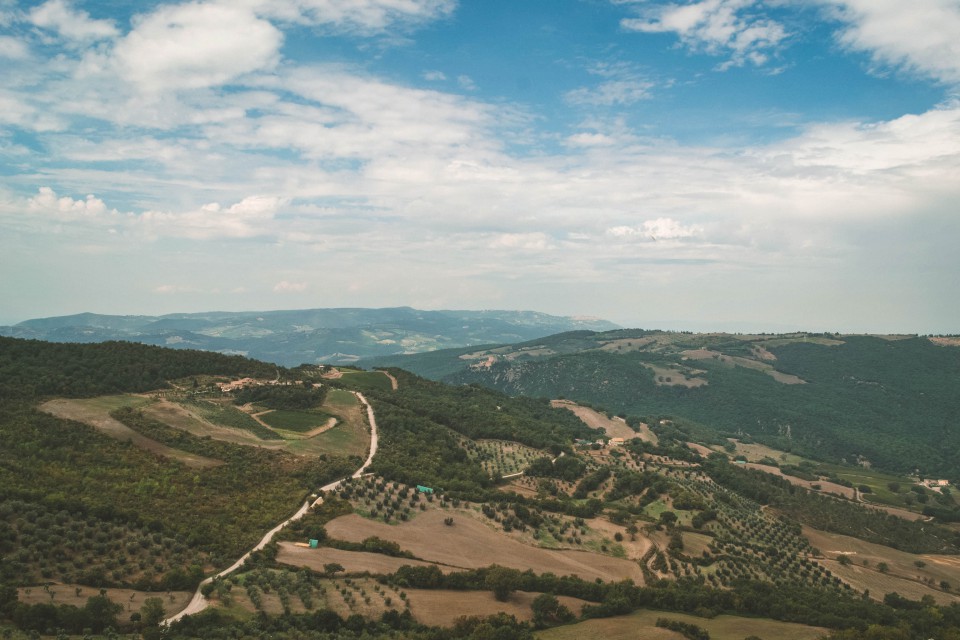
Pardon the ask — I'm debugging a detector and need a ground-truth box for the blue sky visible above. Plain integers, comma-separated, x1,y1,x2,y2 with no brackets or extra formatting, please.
1,0,959,332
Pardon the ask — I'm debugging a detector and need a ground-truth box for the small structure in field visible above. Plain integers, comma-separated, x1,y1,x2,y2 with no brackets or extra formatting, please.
309,539,319,548
416,485,434,494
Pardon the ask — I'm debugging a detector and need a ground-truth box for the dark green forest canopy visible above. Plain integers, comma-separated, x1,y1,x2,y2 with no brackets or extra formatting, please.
0,336,275,398
391,334,960,478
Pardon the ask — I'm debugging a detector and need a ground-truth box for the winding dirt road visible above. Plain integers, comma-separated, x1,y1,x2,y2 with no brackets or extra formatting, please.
162,391,378,625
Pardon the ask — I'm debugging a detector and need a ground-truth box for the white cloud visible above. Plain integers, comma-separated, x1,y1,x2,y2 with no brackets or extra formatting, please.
423,70,446,81
621,0,787,68
112,3,283,92
565,60,655,107
608,218,704,240
565,132,618,147
139,195,287,239
821,0,960,84
0,36,28,59
29,0,118,43
489,232,552,251
28,186,110,216
566,79,654,106
248,0,456,33
767,102,960,173
23,188,289,240
273,280,308,292
154,284,203,294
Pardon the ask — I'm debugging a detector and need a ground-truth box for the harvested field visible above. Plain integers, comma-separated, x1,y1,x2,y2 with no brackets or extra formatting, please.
930,336,960,347
18,584,192,614
685,442,713,458
551,399,655,443
725,439,806,465
681,349,805,384
744,463,855,499
276,543,457,575
803,526,960,604
40,397,222,469
324,510,644,584
597,337,657,353
406,589,588,627
536,609,827,640
586,517,653,560
641,363,708,388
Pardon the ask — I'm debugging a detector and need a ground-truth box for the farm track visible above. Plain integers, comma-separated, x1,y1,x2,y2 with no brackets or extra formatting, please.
162,391,378,625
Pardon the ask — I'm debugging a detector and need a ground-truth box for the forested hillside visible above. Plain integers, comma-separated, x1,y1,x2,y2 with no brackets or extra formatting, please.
0,336,276,398
374,332,960,478
0,338,353,593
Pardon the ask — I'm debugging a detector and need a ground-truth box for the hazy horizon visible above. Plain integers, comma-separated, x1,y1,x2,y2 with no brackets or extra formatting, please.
2,1,959,335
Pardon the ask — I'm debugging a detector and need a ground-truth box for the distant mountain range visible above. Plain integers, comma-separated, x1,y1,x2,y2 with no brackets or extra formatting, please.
0,307,619,367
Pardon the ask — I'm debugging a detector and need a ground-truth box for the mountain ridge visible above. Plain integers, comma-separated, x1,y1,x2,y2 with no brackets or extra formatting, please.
0,307,620,367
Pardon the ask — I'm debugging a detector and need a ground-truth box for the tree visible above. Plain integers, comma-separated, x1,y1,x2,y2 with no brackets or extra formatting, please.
485,566,520,602
531,593,574,628
323,562,345,576
140,597,166,627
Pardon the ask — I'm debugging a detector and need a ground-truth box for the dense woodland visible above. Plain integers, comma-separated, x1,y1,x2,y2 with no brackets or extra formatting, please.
424,334,960,478
0,336,275,398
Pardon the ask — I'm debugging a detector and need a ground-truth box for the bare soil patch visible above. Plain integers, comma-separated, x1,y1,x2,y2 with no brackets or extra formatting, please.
743,463,855,499
803,525,960,604
641,363,708,388
681,349,805,385
40,398,222,469
407,589,588,627
551,400,654,443
685,442,714,458
597,337,657,353
276,543,457,575
586,517,653,560
930,337,960,347
324,510,644,584
536,609,827,640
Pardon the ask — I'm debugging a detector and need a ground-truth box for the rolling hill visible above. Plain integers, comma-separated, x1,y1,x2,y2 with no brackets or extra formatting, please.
368,330,960,478
0,308,618,367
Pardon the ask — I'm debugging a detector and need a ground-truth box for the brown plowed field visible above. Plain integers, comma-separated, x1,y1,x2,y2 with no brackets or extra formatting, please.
406,589,588,627
802,525,960,604
324,510,644,584
551,399,656,443
276,543,460,575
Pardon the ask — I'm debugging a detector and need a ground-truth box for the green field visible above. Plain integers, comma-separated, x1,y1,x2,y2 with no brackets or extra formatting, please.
183,397,281,440
536,609,826,640
338,370,394,392
260,409,335,432
326,388,359,407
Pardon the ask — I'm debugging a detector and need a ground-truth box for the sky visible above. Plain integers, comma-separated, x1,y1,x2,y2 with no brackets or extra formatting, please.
1,0,959,333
